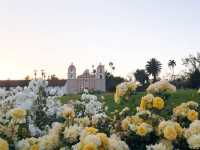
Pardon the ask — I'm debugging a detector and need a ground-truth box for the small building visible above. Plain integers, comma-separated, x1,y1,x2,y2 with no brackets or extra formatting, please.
66,63,106,94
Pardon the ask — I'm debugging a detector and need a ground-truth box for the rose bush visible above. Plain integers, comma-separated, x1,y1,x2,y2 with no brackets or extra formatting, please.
0,80,199,149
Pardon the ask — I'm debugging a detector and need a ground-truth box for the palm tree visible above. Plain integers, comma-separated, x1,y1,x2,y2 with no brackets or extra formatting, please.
109,62,115,74
145,58,162,82
41,69,45,79
168,59,176,77
109,62,113,67
92,65,96,74
34,70,37,80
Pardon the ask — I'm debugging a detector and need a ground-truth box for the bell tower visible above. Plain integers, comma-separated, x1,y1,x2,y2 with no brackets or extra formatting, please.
96,63,105,79
68,63,76,79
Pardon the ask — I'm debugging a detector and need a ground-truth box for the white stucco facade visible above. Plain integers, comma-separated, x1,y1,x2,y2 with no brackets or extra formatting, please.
65,64,106,94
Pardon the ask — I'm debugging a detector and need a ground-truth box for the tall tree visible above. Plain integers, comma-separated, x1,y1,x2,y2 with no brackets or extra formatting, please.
34,70,37,80
105,71,125,92
145,58,162,82
182,53,200,89
182,52,200,72
189,69,200,88
134,69,149,85
50,74,59,80
25,75,30,80
168,59,176,77
92,65,96,74
109,62,115,72
41,69,45,79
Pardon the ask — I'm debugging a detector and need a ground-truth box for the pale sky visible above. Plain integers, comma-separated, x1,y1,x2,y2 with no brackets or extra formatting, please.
0,0,199,79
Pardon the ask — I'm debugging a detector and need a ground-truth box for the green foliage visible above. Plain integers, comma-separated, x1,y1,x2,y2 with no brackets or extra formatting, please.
122,132,159,150
32,87,54,130
105,72,125,92
188,69,200,88
17,122,30,139
173,137,190,150
60,89,199,119
177,52,200,89
73,101,86,117
134,69,149,91
175,116,191,128
60,94,81,104
182,52,200,72
95,117,112,136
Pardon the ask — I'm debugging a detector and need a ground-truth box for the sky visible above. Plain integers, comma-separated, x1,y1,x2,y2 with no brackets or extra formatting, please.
0,0,199,80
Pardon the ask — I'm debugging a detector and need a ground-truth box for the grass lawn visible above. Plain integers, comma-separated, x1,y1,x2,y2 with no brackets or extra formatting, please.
60,89,200,118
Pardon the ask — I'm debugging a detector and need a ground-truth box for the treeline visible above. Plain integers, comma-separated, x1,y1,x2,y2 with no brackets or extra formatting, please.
106,52,200,92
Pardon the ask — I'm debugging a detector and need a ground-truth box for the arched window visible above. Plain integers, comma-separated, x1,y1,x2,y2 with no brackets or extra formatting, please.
99,74,103,79
99,68,102,73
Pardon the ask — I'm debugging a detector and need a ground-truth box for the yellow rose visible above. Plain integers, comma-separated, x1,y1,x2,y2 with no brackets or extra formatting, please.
140,99,146,111
127,82,137,91
130,116,144,125
83,143,97,150
10,108,27,120
153,97,164,110
158,121,166,132
62,104,75,119
97,133,109,147
146,102,153,109
187,110,198,122
30,144,39,150
85,127,98,134
114,93,121,104
121,117,131,130
173,106,186,116
0,138,9,150
174,122,183,136
136,124,148,136
163,126,177,141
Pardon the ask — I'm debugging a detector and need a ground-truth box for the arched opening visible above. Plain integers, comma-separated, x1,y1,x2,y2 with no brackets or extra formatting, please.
99,68,102,73
99,74,103,79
